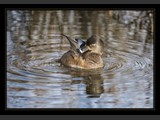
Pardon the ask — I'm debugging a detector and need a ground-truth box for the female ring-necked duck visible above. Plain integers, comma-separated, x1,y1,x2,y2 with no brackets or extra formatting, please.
60,34,104,69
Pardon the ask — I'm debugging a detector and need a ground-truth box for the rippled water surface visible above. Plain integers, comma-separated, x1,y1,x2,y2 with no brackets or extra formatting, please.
7,10,153,108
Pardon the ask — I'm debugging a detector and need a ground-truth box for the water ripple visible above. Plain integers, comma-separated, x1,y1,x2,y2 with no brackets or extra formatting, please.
7,10,153,108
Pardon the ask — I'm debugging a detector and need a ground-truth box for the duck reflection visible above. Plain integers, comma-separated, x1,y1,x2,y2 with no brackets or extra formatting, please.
84,75,104,98
69,68,104,98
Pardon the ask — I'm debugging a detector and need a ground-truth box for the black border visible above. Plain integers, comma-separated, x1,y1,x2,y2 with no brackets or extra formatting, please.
0,0,160,4
0,4,159,115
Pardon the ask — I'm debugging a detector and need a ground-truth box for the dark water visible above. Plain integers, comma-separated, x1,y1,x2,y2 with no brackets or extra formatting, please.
7,10,153,108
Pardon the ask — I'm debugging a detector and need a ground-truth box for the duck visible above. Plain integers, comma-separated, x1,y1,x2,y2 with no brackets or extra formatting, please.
60,34,104,69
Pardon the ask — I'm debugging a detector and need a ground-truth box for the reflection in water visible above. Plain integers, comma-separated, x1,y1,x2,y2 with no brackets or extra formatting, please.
85,75,104,97
7,10,153,108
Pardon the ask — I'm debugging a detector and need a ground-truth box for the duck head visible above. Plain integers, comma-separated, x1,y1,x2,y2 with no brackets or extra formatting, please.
86,35,104,55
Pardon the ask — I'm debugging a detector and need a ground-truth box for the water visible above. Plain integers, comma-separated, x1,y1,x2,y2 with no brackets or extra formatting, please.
7,10,153,108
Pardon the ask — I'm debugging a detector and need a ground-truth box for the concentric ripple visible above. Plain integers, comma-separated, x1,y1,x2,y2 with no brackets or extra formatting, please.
7,10,153,108
102,49,153,80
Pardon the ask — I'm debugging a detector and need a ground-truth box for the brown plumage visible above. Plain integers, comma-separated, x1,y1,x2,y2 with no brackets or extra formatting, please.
60,34,104,69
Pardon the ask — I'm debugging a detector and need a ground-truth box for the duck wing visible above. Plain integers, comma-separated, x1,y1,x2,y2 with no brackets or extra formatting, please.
61,34,78,51
61,34,87,53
